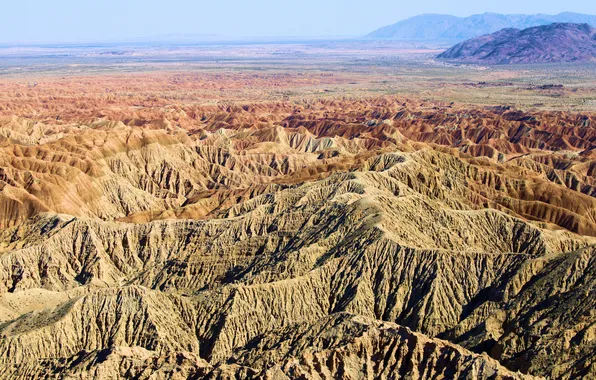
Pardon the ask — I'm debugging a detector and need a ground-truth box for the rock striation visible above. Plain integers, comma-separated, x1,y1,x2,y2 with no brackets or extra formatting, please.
0,93,594,378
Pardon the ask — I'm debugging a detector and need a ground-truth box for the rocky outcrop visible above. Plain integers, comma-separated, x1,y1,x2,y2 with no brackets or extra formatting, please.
0,313,530,379
0,93,595,378
0,162,593,377
2,99,595,236
438,23,596,64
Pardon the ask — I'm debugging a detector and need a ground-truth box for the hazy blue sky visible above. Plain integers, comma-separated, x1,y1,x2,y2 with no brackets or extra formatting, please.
3,0,596,43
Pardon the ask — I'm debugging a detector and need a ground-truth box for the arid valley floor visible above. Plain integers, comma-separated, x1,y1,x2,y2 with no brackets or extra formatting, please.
0,41,595,379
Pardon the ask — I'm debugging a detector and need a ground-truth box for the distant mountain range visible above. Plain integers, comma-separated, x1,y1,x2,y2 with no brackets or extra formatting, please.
367,12,596,40
437,23,596,64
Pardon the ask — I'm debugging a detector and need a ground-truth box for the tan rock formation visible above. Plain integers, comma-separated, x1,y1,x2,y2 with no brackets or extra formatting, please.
0,85,594,378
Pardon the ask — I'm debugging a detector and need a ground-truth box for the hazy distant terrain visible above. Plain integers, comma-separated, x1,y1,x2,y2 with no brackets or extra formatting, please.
0,40,594,111
368,11,596,40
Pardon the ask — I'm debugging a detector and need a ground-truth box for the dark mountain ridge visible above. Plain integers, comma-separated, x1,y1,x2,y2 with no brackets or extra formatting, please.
437,23,596,64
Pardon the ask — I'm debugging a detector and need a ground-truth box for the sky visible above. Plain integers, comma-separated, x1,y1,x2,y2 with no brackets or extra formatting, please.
3,0,596,43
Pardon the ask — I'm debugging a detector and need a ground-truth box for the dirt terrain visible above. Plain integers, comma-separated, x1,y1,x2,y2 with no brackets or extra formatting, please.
0,44,595,379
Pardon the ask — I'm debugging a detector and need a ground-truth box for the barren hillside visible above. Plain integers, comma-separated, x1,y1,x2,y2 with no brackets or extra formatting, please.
0,72,594,379
438,23,596,64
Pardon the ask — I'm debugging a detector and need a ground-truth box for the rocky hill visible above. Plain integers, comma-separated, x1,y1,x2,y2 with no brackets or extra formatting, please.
0,73,595,379
438,23,596,64
368,12,596,40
